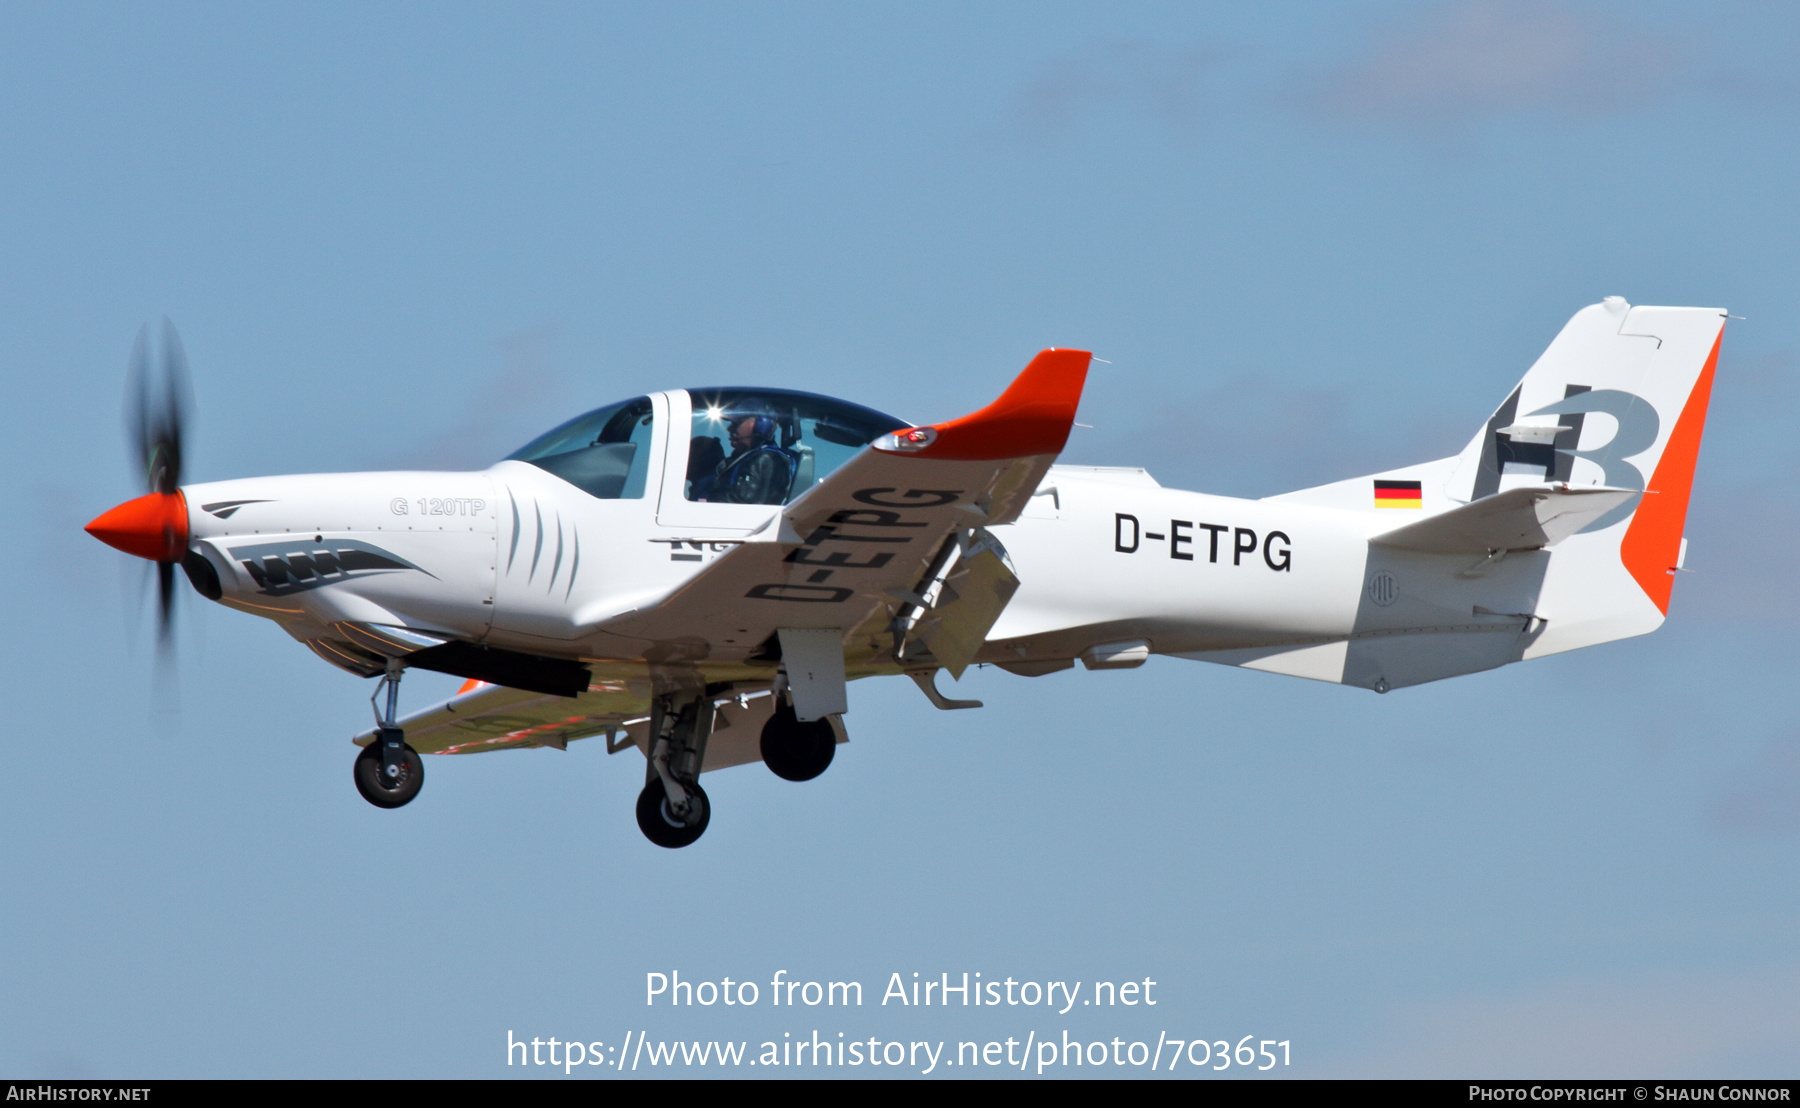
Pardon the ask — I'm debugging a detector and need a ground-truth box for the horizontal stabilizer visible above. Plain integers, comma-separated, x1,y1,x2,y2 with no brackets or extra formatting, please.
1372,486,1637,555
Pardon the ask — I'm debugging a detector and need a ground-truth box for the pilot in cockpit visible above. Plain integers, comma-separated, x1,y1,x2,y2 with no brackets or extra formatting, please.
694,398,799,505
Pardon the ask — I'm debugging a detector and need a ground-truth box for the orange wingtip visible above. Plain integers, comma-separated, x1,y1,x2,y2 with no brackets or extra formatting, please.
881,348,1091,461
457,678,486,695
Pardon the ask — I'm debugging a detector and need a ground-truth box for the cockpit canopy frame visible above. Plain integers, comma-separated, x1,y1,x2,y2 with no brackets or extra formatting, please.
505,387,909,507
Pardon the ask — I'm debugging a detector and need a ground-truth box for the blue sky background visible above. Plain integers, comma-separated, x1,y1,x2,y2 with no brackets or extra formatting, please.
3,1,1798,1078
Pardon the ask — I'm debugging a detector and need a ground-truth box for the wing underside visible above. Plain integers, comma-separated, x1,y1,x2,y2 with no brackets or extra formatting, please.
355,678,835,773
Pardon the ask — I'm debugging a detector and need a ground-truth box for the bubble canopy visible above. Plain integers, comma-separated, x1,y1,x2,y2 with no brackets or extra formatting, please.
505,395,656,499
506,389,909,503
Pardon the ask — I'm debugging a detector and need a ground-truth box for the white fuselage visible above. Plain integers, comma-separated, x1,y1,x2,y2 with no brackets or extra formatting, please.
184,452,1549,690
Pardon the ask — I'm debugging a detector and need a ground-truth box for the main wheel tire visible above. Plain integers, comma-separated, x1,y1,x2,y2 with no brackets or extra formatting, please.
636,778,710,848
760,703,836,782
354,740,425,809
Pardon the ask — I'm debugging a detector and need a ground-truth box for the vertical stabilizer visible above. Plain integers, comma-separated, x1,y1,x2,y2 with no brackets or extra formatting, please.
1457,299,1725,655
1261,300,1726,690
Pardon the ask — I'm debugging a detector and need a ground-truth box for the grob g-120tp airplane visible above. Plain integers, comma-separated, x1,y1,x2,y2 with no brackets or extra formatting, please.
87,299,1724,846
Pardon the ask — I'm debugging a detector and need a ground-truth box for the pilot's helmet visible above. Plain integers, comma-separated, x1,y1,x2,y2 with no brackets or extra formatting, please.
722,397,778,446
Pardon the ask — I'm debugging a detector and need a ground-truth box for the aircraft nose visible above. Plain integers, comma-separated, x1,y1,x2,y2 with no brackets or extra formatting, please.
85,490,190,562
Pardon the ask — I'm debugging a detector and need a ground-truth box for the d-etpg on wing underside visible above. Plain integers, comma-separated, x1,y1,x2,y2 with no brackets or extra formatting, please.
598,348,1093,678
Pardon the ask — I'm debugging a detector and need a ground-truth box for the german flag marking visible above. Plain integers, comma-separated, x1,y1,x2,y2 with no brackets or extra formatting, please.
1374,480,1423,509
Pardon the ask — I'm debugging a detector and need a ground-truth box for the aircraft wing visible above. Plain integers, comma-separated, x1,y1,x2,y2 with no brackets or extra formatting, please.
594,348,1091,679
351,676,649,755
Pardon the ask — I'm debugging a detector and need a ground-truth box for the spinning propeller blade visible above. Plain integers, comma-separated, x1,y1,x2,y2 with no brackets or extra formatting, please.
89,320,196,652
131,320,188,496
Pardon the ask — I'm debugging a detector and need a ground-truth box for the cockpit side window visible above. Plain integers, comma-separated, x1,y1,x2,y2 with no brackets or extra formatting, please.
506,396,655,499
683,389,908,505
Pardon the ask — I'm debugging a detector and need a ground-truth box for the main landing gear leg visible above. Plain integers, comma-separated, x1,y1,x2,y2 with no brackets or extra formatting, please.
354,657,424,809
636,692,712,848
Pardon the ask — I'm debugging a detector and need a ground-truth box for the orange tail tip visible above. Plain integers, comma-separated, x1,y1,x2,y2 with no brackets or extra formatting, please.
85,490,189,562
884,348,1092,461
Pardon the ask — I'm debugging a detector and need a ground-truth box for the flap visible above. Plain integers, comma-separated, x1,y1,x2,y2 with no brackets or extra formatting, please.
1372,485,1638,554
912,537,1020,679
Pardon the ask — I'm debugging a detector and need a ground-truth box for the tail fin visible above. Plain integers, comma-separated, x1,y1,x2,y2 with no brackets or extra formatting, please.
1273,298,1725,654
1447,299,1723,620
1496,300,1723,655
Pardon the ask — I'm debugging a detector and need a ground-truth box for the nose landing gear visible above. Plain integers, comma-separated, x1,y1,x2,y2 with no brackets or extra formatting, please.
355,659,424,809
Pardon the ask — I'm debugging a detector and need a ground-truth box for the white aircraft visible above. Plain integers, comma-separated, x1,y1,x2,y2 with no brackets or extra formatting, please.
88,299,1724,846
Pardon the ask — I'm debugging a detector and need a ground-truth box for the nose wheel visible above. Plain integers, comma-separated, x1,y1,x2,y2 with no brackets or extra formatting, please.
354,659,424,809
355,732,424,808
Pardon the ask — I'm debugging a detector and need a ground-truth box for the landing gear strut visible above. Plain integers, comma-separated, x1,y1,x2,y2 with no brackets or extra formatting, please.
355,658,423,809
636,692,713,848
